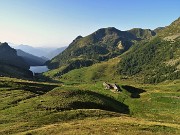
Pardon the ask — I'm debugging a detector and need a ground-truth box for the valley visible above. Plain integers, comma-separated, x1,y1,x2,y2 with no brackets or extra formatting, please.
0,2,179,134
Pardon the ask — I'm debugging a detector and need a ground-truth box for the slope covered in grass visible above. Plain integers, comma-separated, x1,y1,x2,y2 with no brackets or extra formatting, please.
45,57,121,82
19,116,180,135
0,65,32,78
0,77,130,134
46,27,158,76
47,27,135,69
0,77,179,134
158,17,180,38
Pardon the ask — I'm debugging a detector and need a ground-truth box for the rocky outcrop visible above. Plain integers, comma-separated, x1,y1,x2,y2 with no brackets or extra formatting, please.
103,82,121,92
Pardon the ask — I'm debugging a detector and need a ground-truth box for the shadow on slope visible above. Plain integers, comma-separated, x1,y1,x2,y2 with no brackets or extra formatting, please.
122,85,146,98
38,89,130,114
0,79,58,95
15,82,58,95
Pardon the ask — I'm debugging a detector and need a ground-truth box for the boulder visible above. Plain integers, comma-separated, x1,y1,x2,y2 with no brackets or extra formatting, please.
103,82,120,92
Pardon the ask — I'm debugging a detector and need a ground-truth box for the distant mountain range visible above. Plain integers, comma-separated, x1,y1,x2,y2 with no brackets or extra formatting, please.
45,46,67,59
16,49,47,66
11,44,53,57
11,44,67,59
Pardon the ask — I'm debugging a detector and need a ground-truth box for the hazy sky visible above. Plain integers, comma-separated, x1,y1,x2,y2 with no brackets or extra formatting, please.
0,0,179,47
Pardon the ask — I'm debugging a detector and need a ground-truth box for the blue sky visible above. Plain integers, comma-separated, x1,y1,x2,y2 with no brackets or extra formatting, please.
0,0,179,47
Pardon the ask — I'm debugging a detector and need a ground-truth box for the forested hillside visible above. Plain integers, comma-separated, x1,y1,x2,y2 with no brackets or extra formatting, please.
47,27,157,76
118,18,180,83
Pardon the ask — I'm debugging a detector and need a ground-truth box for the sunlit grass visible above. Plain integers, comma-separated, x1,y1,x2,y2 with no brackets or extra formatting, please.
0,77,179,134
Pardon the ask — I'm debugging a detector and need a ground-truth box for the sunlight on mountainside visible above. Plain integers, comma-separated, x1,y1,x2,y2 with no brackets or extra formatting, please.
0,0,180,134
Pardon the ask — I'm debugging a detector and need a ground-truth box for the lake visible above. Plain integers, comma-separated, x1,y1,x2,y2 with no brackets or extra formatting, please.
30,66,49,75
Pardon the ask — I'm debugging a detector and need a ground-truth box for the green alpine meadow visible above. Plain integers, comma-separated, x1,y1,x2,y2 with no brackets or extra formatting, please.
0,0,180,134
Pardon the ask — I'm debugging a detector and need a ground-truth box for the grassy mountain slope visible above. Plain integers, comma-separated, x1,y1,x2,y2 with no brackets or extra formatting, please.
45,18,179,83
1,17,180,135
118,17,180,83
158,17,180,38
16,49,47,66
47,27,136,70
0,77,179,134
0,64,32,78
154,27,165,33
46,27,157,77
55,57,121,83
0,77,128,134
19,116,180,135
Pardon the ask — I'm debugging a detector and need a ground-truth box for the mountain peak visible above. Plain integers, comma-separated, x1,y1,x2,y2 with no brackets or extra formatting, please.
0,42,30,70
0,42,14,51
94,27,120,34
47,27,134,71
128,28,156,39
106,27,120,31
71,35,83,44
74,35,83,40
0,42,10,47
